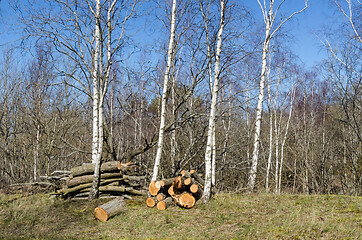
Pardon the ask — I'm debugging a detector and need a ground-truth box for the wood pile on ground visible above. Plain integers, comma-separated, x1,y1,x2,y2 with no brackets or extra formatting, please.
9,170,70,193
146,170,204,210
56,161,147,199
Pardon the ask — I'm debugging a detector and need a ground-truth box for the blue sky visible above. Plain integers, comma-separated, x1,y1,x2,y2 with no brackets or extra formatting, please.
0,0,344,69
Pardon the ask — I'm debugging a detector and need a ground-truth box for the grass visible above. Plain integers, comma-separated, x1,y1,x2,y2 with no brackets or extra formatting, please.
0,192,361,239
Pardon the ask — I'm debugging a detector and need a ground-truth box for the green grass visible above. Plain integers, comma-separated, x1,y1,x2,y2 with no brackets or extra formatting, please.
0,192,361,239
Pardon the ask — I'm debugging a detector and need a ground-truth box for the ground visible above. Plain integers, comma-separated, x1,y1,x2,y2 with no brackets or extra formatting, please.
0,192,361,239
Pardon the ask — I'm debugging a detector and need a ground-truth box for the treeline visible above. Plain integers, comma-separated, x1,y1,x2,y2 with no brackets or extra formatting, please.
0,0,360,196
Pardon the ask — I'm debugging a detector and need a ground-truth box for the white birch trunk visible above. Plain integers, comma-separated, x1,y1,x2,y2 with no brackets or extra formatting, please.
274,101,279,193
211,128,216,186
171,76,176,174
89,0,102,200
265,69,273,191
247,0,273,192
151,0,177,181
91,0,101,165
202,0,225,202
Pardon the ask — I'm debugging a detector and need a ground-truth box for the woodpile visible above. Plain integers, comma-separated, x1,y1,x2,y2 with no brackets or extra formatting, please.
146,170,204,210
9,170,70,193
57,161,147,199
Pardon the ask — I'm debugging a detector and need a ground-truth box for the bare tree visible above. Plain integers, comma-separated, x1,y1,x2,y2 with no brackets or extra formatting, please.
247,0,308,192
151,0,177,181
202,0,226,202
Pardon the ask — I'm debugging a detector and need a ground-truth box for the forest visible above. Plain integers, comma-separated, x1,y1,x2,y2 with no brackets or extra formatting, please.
0,0,360,200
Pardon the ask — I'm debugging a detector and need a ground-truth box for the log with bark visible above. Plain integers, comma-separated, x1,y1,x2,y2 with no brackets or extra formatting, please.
57,161,146,199
94,197,127,222
156,197,174,210
146,170,204,209
66,172,124,187
70,161,134,178
146,196,158,208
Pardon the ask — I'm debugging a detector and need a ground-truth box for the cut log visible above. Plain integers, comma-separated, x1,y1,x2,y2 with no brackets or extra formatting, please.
173,176,182,189
156,197,174,210
146,197,158,208
190,183,199,193
168,185,176,196
66,172,124,187
59,178,124,197
123,175,146,181
176,192,196,209
117,162,135,174
155,178,173,189
94,197,126,222
148,181,160,196
117,161,133,170
123,187,147,196
190,184,203,201
180,170,191,178
70,161,120,177
156,193,167,201
51,170,71,176
190,170,204,186
98,186,146,195
184,177,192,186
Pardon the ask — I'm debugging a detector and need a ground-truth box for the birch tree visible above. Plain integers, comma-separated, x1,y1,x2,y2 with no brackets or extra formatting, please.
202,0,225,203
247,0,308,192
151,0,177,181
14,0,137,199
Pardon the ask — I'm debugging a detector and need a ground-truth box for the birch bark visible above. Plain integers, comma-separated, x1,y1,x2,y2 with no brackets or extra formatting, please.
202,0,225,202
247,0,308,192
247,0,273,192
89,0,102,200
151,0,177,181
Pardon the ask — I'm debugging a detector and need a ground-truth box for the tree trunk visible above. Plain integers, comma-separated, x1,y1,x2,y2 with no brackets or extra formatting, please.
265,61,273,191
89,0,102,200
278,87,295,192
151,0,177,181
33,124,40,182
94,197,126,222
247,0,273,192
202,0,225,203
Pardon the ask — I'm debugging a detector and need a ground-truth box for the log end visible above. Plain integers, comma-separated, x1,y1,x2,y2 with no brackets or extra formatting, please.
146,197,157,208
94,207,108,222
190,184,198,193
156,201,167,210
148,181,160,196
178,193,195,209
184,178,192,186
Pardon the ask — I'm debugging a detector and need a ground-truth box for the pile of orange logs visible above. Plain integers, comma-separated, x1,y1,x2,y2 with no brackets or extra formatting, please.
146,170,204,210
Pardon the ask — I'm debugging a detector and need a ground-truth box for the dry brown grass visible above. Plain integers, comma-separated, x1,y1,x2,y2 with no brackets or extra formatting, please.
0,192,361,239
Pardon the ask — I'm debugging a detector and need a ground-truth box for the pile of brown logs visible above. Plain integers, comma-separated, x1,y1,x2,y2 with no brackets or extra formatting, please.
146,170,204,210
57,161,147,199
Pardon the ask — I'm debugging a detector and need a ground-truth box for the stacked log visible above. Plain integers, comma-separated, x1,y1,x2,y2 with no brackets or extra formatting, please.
57,161,146,199
146,170,204,210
